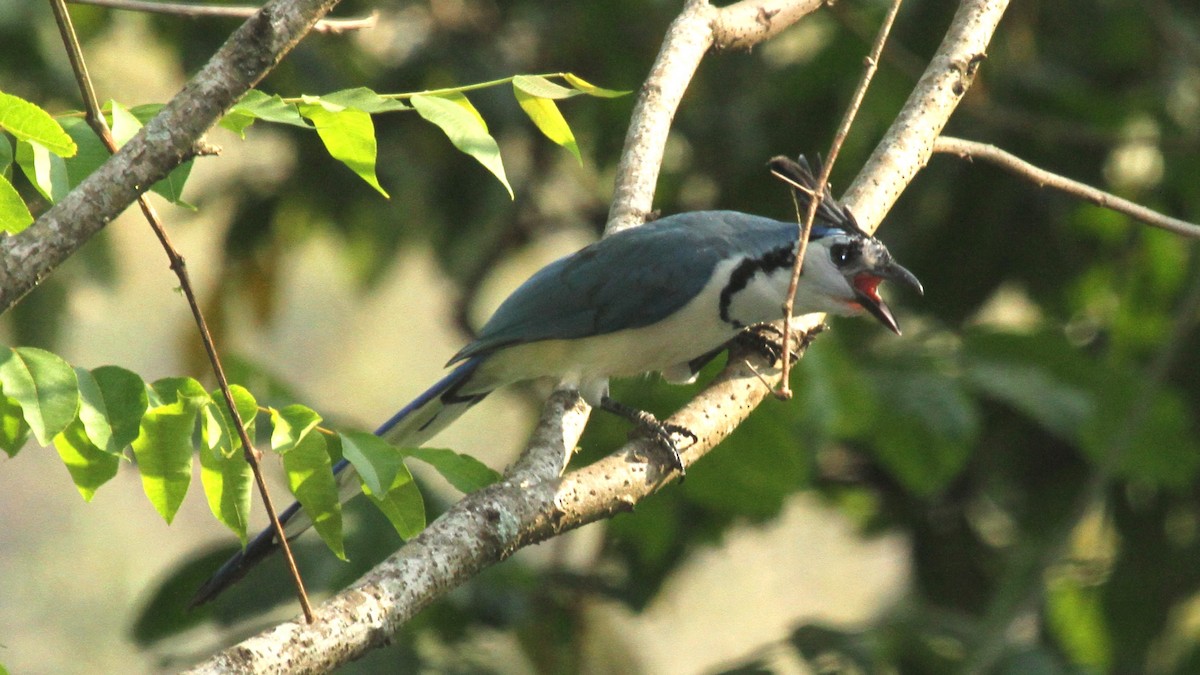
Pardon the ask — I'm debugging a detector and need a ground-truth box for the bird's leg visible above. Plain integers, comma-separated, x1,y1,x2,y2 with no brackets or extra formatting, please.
599,396,695,476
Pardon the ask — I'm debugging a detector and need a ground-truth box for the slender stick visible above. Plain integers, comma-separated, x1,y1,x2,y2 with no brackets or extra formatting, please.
934,136,1200,239
775,0,904,398
47,0,314,623
67,0,376,34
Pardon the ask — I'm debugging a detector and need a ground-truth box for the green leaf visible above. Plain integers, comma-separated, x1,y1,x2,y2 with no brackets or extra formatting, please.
562,73,631,98
148,376,209,410
321,87,410,113
273,405,345,560
963,361,1092,443
0,393,30,457
298,99,389,198
220,90,308,136
88,365,149,453
1084,381,1200,487
0,133,12,174
867,370,979,497
15,139,69,203
0,174,32,234
109,100,141,146
59,116,108,186
1047,574,1111,669
75,367,113,455
513,86,581,165
410,93,513,199
365,464,425,540
199,386,257,542
53,417,121,501
0,346,80,446
403,447,501,493
0,90,77,156
340,430,404,496
132,400,197,523
512,75,580,100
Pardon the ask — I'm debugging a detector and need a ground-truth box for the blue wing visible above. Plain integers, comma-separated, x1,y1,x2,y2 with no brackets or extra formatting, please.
449,211,820,363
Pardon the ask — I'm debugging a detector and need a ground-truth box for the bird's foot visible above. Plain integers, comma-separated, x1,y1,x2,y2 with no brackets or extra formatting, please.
599,396,694,477
738,322,828,365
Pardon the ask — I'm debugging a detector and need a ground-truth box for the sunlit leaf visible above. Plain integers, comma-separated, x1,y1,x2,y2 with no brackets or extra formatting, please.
512,75,580,100
1047,574,1112,669
199,386,257,542
403,447,501,493
298,99,389,198
0,134,12,174
148,376,209,410
53,417,121,501
321,87,409,113
410,93,513,198
0,346,79,446
132,400,196,523
0,174,32,233
220,90,308,135
89,365,148,453
513,87,581,165
109,100,141,146
562,73,631,98
15,139,69,203
0,90,77,156
0,393,29,457
273,405,344,560
340,430,404,496
364,464,424,540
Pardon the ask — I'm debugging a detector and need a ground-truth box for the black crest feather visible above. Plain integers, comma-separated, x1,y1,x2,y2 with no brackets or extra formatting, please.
768,155,867,236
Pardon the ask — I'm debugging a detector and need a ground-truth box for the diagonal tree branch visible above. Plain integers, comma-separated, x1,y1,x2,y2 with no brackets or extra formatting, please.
606,0,824,234
0,0,342,315
186,0,1010,671
843,0,1009,231
933,135,1200,238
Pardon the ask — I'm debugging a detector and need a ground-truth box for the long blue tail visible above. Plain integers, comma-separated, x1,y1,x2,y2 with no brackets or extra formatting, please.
190,358,488,607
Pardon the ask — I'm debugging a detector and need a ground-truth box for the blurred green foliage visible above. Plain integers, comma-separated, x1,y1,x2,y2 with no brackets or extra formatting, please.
5,0,1200,672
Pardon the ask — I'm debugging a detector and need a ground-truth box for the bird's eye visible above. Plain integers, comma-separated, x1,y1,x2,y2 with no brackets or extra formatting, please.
830,243,859,266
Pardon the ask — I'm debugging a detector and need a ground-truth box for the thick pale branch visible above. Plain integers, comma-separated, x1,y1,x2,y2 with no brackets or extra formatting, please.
606,0,823,233
843,0,1010,229
934,136,1200,239
0,0,342,315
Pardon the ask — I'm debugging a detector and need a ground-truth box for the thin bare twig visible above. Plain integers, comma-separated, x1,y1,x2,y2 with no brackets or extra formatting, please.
47,0,314,623
776,0,904,399
934,136,1200,239
67,0,377,34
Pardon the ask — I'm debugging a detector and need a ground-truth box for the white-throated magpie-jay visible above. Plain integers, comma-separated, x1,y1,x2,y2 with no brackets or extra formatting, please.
190,156,922,605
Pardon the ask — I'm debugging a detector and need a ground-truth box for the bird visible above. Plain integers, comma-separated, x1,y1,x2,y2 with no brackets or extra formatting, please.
190,155,922,606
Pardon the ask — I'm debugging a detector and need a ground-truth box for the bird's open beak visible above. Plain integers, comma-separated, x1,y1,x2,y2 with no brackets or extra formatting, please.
852,261,923,335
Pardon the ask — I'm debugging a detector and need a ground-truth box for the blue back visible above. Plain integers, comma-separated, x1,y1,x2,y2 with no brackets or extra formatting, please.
450,211,838,363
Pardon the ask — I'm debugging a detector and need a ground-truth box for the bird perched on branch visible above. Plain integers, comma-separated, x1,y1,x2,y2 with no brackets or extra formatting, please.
191,155,922,606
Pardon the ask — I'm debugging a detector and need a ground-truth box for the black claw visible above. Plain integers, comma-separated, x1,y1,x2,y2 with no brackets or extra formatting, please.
599,396,693,476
